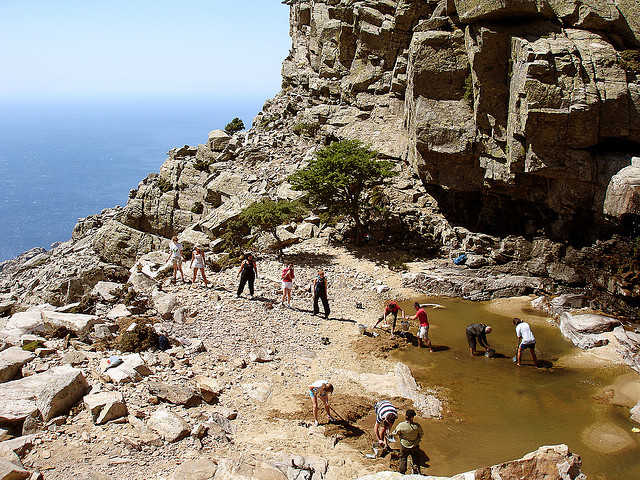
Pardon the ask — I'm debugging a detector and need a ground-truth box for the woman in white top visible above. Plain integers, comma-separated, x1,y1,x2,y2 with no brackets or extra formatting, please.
169,236,185,283
308,380,334,426
190,246,209,288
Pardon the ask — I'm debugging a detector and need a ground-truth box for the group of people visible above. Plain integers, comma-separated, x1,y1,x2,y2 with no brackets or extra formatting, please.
372,301,433,351
169,240,332,318
308,381,423,475
465,318,538,366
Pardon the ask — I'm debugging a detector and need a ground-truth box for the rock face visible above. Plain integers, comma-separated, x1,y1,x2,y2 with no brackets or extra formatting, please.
559,312,621,349
356,444,584,479
283,0,640,240
0,366,88,425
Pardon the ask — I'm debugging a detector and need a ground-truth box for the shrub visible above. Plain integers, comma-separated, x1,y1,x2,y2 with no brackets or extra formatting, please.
225,117,245,134
193,157,211,172
620,50,640,75
191,202,204,214
288,139,395,243
293,122,319,137
116,320,159,353
463,74,474,106
156,177,173,193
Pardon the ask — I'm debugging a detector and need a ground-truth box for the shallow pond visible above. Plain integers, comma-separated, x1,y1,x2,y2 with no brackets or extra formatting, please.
391,296,640,480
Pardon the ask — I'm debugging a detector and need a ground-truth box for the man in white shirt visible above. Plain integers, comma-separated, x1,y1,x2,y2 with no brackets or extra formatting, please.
513,318,538,367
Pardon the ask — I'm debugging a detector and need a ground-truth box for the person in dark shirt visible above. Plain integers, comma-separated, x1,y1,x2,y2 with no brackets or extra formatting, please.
466,323,492,356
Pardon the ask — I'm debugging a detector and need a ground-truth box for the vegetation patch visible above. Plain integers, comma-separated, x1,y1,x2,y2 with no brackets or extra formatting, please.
620,50,640,75
156,177,173,193
292,122,319,137
463,73,474,106
115,317,159,353
224,117,245,134
193,157,211,173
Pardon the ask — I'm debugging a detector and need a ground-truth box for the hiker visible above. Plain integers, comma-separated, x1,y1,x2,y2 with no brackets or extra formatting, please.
237,253,258,298
392,409,423,475
189,246,208,288
308,380,334,426
409,303,433,351
281,263,295,307
372,300,405,335
169,236,185,283
313,270,330,319
466,323,492,356
513,318,538,367
373,400,398,451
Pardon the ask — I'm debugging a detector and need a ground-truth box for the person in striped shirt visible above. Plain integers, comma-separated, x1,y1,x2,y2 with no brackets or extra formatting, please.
373,400,398,449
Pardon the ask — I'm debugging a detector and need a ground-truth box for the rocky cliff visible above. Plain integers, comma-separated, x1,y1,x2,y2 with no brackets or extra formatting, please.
281,0,640,243
1,0,640,317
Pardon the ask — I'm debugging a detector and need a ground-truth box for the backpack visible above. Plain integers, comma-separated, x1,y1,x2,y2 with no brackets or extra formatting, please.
454,253,467,265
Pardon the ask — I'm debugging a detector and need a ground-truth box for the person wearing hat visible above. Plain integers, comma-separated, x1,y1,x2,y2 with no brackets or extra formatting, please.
373,400,398,452
392,409,423,474
466,323,492,356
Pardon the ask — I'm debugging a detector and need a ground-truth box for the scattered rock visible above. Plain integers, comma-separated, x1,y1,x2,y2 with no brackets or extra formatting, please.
0,347,34,383
0,458,29,480
195,376,223,404
84,392,128,425
91,282,123,303
147,409,190,443
169,458,217,480
102,353,152,384
147,381,201,407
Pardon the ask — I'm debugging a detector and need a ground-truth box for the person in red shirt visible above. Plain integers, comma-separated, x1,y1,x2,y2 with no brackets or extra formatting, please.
372,300,405,336
281,263,295,307
409,302,433,351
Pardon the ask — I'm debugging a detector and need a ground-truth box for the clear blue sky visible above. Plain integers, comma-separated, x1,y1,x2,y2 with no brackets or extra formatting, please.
0,0,290,101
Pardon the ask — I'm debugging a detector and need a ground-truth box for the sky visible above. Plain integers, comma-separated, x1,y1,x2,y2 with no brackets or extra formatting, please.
0,0,291,102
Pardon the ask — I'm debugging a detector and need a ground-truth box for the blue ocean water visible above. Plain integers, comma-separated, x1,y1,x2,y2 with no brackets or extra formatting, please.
0,97,265,262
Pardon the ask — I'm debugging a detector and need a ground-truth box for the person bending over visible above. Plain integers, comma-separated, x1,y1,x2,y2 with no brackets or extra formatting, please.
466,323,492,356
372,300,405,335
373,400,398,451
308,380,334,426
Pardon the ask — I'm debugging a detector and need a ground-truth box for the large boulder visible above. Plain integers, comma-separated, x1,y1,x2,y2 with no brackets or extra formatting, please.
41,311,103,336
84,391,128,425
151,291,178,319
603,158,640,218
0,366,88,425
559,312,621,349
90,281,123,302
103,353,152,384
207,130,231,152
169,459,218,480
93,220,168,268
0,348,34,383
147,409,190,443
0,458,29,480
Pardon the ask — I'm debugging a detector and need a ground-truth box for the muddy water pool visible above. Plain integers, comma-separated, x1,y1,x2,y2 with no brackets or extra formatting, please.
391,297,639,479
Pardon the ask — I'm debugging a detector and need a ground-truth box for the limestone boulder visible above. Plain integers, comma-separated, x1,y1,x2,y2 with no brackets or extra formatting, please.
0,348,34,383
84,391,128,425
559,313,620,349
213,458,286,480
294,223,317,240
106,304,131,321
603,158,640,218
0,366,88,425
207,130,230,152
147,381,201,407
41,311,103,336
152,290,178,319
195,376,223,404
90,281,123,302
0,458,29,480
93,220,168,268
128,272,158,294
168,459,217,480
0,312,45,343
103,353,152,384
147,409,190,443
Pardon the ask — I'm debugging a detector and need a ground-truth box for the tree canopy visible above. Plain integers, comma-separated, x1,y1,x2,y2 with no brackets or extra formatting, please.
224,117,245,134
288,139,394,242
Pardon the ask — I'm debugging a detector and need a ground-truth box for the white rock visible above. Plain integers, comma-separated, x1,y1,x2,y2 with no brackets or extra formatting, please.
41,311,103,336
152,290,178,319
103,353,152,384
84,391,127,425
106,304,131,320
0,347,35,383
147,409,189,442
90,281,123,302
169,458,217,480
0,458,29,480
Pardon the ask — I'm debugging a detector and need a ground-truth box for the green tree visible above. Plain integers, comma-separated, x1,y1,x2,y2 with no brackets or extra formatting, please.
288,139,394,243
225,117,245,134
240,199,307,255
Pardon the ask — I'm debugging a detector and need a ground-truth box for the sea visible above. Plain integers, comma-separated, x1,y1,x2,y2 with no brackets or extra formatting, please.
0,96,266,262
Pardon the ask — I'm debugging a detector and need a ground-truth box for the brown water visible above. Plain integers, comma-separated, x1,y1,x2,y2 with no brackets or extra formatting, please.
392,297,640,480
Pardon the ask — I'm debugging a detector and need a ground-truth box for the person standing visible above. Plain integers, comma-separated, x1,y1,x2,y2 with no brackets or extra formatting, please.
466,323,492,356
237,253,258,298
169,236,185,283
373,400,398,452
372,300,405,335
308,380,334,427
313,270,330,319
513,318,538,367
409,303,433,351
189,246,209,288
281,263,295,307
392,409,423,475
